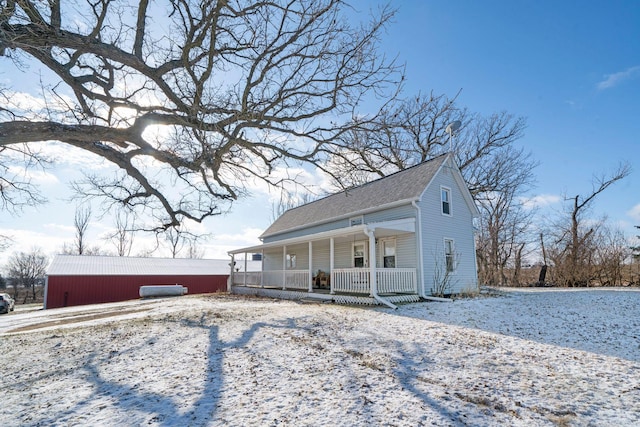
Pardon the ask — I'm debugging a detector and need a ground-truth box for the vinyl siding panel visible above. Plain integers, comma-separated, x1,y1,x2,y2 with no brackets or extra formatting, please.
418,162,478,295
374,234,416,268
262,240,373,270
285,243,309,269
365,204,415,224
311,240,331,274
334,241,358,268
262,219,350,243
396,234,417,268
263,249,283,271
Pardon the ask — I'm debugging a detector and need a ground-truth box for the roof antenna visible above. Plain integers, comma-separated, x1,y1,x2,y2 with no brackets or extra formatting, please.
445,120,461,151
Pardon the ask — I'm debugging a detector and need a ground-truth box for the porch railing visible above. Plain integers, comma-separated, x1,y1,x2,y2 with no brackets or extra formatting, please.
376,268,417,294
232,271,262,286
283,270,309,290
234,269,309,290
233,268,417,295
332,268,370,294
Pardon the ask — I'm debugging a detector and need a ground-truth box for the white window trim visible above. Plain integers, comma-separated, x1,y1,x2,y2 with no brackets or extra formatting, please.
380,237,397,268
441,186,452,216
443,238,456,274
352,241,368,268
286,253,296,269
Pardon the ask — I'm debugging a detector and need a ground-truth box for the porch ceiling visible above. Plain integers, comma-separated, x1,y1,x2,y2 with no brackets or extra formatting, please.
229,218,415,255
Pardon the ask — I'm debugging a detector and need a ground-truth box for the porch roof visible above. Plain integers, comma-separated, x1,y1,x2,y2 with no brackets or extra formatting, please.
229,218,415,255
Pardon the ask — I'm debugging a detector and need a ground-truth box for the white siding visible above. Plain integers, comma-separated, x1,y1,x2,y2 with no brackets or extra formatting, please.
287,243,309,269
396,234,417,269
418,161,478,295
263,249,283,271
334,241,357,268
311,240,331,274
375,234,416,269
262,219,351,243
365,205,415,224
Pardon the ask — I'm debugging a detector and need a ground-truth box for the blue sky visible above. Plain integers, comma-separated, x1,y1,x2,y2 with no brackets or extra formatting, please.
1,1,639,268
384,0,639,235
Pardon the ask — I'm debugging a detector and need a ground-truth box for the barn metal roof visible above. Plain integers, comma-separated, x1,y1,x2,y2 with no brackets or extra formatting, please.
47,255,261,276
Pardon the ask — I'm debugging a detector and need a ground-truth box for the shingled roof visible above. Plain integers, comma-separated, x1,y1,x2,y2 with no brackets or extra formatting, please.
261,154,449,238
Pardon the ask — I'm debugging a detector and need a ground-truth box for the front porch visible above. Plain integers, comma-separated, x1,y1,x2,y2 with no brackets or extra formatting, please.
229,218,422,307
231,267,420,305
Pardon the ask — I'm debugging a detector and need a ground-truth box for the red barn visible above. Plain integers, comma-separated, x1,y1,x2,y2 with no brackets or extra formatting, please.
44,255,243,309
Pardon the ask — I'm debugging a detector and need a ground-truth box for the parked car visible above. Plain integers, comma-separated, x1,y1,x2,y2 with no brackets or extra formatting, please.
0,293,15,314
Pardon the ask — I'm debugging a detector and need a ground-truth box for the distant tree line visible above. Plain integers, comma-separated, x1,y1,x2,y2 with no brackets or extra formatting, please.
2,248,48,304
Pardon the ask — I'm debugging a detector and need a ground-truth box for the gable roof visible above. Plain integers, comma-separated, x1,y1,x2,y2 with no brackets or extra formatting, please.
261,154,449,239
46,254,261,276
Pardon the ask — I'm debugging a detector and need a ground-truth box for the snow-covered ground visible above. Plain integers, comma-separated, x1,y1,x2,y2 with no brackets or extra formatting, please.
2,289,639,426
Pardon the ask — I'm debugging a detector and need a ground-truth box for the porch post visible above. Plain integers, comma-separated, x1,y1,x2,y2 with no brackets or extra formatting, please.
282,245,287,290
229,254,235,292
260,249,264,288
243,254,248,286
330,237,335,295
368,232,377,297
308,241,313,293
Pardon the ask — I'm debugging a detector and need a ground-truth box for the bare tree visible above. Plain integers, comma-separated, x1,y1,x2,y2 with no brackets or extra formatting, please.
546,163,632,287
164,227,186,259
324,92,529,198
430,244,461,297
474,148,537,286
73,205,91,255
104,211,136,257
325,92,466,186
0,233,12,252
0,144,49,214
592,224,630,286
270,189,317,223
5,248,48,302
163,227,210,259
0,1,401,230
186,242,205,260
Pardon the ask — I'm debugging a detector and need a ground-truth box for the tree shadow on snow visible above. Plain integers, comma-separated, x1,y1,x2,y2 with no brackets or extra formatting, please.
390,341,470,426
39,314,303,426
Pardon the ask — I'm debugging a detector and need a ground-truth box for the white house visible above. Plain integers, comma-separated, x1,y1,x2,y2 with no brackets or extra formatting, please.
228,154,479,308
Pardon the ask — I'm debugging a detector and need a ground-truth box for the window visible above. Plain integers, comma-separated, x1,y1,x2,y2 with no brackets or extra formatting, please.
441,187,451,216
382,239,396,268
286,253,296,269
350,216,363,226
353,242,367,268
444,239,455,273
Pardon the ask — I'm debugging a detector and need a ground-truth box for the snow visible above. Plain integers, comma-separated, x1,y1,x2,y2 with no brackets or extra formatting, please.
2,289,639,426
